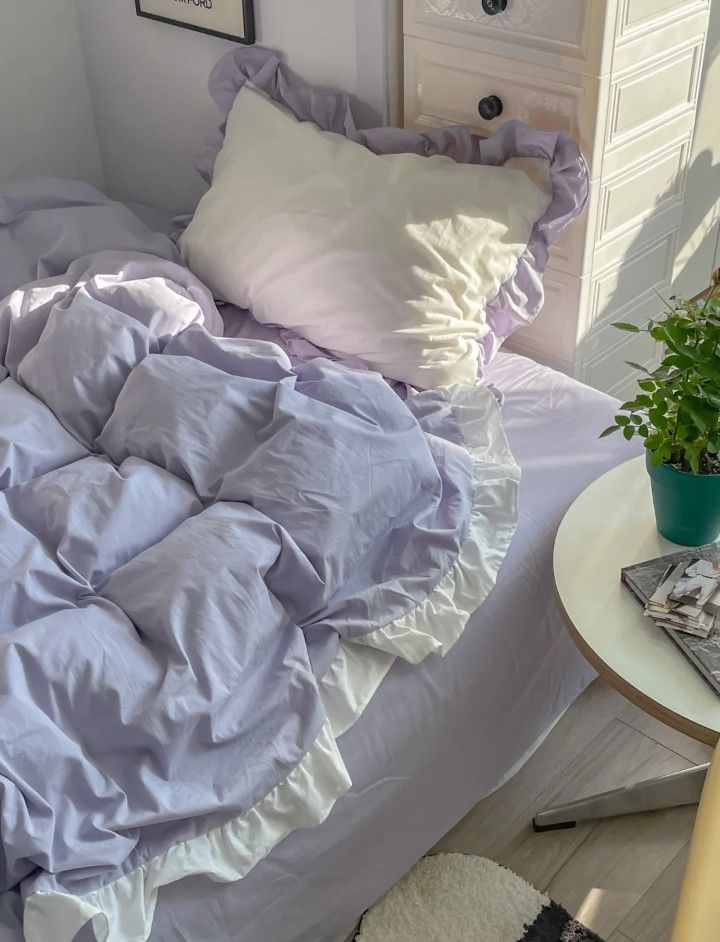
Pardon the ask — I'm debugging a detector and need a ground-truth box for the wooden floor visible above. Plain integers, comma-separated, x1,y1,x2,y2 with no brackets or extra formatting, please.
431,678,713,942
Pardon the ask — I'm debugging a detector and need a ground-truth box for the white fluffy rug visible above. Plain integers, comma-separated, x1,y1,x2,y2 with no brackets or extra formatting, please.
355,854,603,942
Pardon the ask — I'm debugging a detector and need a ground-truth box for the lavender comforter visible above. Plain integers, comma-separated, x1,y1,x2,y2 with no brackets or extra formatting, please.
0,182,520,941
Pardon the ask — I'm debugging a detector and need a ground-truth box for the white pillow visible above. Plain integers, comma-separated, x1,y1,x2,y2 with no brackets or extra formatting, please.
180,83,551,388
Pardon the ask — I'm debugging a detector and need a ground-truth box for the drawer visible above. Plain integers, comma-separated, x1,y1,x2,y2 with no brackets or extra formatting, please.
583,229,678,336
581,328,662,398
545,147,685,276
503,267,586,366
605,39,704,154
595,138,690,246
615,0,709,45
403,36,604,174
403,0,612,75
580,282,668,366
580,137,691,272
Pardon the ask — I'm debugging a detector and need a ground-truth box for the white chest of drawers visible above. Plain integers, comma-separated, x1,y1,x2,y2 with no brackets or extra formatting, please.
403,0,712,397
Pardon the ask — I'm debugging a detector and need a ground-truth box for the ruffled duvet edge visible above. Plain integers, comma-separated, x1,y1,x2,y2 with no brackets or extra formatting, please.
355,383,520,663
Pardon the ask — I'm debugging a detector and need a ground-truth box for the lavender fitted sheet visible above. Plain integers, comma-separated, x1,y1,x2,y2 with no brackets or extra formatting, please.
34,344,635,942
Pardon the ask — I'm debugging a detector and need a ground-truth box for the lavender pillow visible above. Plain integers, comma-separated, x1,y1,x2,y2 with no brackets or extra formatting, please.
194,46,589,372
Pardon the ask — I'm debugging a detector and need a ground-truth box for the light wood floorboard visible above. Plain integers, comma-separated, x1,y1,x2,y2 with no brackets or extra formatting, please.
431,679,700,941
618,845,689,942
617,701,714,767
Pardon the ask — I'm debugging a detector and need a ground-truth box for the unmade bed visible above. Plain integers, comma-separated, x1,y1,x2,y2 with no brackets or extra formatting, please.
137,348,630,942
0,325,633,941
0,47,637,940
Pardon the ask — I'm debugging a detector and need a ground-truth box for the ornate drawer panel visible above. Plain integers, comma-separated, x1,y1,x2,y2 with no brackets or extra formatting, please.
599,141,689,242
606,39,704,153
584,229,678,336
580,283,667,366
403,0,611,74
584,138,691,270
615,0,710,44
504,268,586,366
549,168,684,280
613,10,710,79
403,36,604,173
581,325,662,400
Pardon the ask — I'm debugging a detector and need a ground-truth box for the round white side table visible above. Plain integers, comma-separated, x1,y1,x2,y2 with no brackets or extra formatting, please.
533,455,720,831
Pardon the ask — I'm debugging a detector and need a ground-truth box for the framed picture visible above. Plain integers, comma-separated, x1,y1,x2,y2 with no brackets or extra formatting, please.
135,0,255,45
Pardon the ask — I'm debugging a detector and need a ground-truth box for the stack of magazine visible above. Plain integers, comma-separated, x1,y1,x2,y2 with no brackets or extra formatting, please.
622,544,720,696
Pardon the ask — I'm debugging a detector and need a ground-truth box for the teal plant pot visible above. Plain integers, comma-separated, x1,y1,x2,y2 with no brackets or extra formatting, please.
646,453,720,546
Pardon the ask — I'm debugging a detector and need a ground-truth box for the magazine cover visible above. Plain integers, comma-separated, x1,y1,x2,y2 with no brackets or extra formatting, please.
622,545,720,696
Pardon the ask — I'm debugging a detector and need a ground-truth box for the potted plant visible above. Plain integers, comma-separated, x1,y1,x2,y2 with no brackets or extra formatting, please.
601,271,720,546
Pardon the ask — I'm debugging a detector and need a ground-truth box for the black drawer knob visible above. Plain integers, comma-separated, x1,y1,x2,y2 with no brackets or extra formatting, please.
482,0,508,14
478,95,504,121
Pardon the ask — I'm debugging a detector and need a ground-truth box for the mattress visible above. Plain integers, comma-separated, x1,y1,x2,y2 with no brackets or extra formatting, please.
132,348,631,942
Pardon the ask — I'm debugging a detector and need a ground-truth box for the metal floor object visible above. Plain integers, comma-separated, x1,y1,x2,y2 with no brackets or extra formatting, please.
532,763,709,832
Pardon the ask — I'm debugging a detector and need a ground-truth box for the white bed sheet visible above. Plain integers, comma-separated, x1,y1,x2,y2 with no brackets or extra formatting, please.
133,350,639,942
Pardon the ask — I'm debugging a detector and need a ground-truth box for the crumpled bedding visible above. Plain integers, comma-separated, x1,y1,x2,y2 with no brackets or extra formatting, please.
0,181,520,942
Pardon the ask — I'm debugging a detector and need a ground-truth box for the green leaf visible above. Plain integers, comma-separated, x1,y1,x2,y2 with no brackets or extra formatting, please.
638,380,656,392
649,325,666,342
663,330,701,362
649,407,668,430
625,361,650,373
623,426,635,440
696,358,720,383
630,414,643,425
616,415,631,427
703,393,720,410
612,322,641,333
681,399,717,435
600,425,619,438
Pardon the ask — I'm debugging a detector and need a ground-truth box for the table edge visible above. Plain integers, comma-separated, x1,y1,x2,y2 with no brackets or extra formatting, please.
553,580,720,747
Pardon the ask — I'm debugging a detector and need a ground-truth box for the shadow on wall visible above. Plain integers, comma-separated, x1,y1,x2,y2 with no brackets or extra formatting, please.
674,15,720,297
575,28,720,402
576,146,720,403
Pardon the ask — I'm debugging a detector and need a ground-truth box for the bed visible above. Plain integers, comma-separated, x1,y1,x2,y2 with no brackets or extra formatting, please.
0,48,638,940
0,339,628,942
25,281,620,942
0,235,634,942
119,338,626,942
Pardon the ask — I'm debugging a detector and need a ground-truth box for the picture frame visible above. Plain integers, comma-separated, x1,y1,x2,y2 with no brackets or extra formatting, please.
135,0,255,45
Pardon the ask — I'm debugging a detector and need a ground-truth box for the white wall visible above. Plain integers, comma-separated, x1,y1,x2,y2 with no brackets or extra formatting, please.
74,0,393,213
0,0,103,187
